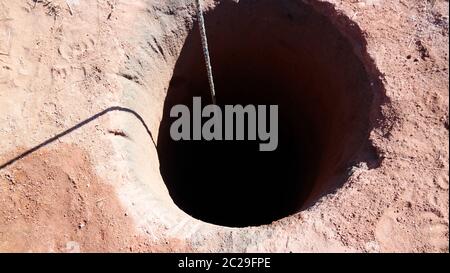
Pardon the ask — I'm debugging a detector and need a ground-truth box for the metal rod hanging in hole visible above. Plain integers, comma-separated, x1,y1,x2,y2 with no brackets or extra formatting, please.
195,0,217,105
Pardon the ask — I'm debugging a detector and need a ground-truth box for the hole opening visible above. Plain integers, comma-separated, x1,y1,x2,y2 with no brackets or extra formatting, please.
157,0,382,227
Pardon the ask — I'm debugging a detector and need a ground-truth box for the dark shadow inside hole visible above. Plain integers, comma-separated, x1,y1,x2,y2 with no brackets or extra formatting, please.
157,0,382,227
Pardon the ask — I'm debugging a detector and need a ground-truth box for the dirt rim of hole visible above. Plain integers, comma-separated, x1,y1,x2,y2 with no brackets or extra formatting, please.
156,0,388,227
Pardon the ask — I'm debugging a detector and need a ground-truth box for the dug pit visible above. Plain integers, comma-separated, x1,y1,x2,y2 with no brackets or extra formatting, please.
157,0,382,227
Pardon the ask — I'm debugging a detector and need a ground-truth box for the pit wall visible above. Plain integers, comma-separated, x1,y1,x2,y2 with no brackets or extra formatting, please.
106,0,386,249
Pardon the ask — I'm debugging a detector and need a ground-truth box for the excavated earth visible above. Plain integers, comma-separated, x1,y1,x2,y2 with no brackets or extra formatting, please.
0,0,448,252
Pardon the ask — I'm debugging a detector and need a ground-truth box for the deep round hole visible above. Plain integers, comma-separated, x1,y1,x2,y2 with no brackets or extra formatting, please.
157,0,380,227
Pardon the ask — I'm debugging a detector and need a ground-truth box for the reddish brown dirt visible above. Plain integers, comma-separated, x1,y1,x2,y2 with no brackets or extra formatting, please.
0,0,448,253
0,144,191,252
